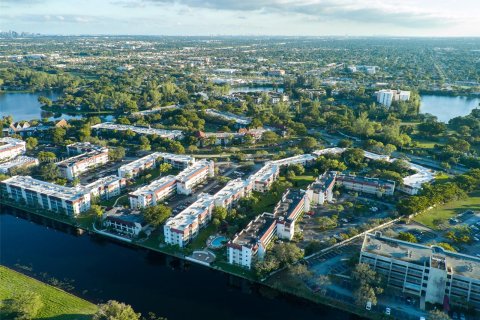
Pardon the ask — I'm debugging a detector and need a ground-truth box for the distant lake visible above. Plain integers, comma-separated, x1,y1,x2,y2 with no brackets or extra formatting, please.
229,86,284,94
0,91,81,122
420,95,480,122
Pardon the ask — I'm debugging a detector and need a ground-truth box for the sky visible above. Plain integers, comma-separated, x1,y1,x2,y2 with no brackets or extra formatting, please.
1,0,479,36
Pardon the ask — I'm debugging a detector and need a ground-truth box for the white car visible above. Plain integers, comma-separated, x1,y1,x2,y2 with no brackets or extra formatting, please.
385,307,391,315
366,301,372,311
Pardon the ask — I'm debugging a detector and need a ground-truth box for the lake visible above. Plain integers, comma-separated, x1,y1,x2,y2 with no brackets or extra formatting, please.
0,91,82,122
229,86,284,94
420,94,480,122
0,210,360,320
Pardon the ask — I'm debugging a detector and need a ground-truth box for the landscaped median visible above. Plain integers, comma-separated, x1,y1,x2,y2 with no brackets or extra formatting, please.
0,265,98,319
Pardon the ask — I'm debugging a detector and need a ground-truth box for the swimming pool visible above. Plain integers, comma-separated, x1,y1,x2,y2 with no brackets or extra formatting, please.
209,236,227,249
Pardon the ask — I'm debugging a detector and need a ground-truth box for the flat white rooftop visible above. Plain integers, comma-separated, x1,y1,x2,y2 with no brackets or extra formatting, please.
213,178,247,203
165,193,214,231
175,159,210,183
130,175,177,196
0,137,25,151
0,156,38,172
2,175,88,201
248,164,279,183
91,122,183,139
269,154,316,166
84,175,123,190
312,147,346,157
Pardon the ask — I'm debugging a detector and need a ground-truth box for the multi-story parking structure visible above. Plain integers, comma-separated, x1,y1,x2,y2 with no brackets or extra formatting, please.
176,159,214,195
164,193,215,247
129,175,177,209
360,232,480,310
0,137,26,161
0,175,91,216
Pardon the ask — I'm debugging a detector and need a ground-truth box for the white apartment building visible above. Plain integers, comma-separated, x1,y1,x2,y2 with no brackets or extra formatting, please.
247,164,279,193
213,178,252,209
0,137,26,161
129,175,177,209
57,148,109,180
361,232,480,310
0,175,91,216
164,193,215,247
176,159,214,195
85,175,126,200
103,207,146,237
376,89,411,107
227,212,277,269
66,142,103,155
307,171,337,205
399,163,435,195
0,156,39,174
157,152,195,169
91,122,184,140
205,109,252,126
269,154,317,167
274,189,309,241
336,174,396,197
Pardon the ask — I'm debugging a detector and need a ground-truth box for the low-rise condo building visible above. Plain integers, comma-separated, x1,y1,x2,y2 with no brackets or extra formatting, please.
360,232,480,310
0,137,26,161
57,147,109,180
0,156,39,174
66,142,104,155
213,178,252,209
247,164,279,193
118,152,195,178
307,171,337,205
91,122,184,140
103,207,146,237
129,175,177,209
269,154,317,167
176,159,214,195
164,193,215,247
336,174,395,197
273,189,309,240
85,175,126,200
227,212,277,269
0,175,91,215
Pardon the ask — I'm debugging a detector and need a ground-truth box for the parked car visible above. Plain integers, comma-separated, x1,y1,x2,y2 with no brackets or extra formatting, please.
385,307,391,315
366,301,372,311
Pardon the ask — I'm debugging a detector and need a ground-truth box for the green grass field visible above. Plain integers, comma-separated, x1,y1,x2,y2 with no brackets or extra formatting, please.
0,265,98,320
414,190,480,229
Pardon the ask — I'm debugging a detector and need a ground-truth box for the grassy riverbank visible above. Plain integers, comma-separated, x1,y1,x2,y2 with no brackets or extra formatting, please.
0,265,98,320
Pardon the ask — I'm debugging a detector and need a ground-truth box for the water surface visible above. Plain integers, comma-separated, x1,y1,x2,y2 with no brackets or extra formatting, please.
420,95,480,122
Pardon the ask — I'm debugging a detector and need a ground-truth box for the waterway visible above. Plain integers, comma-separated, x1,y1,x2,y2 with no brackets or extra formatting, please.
0,210,360,320
419,94,480,122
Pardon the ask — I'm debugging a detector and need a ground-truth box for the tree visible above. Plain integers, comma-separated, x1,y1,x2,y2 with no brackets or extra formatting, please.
159,163,172,174
212,206,228,221
354,283,377,306
25,137,38,150
38,151,56,162
288,264,312,280
38,96,52,107
109,147,126,162
261,131,279,144
428,310,451,320
8,291,43,320
88,204,103,218
142,204,172,228
94,300,141,320
39,163,59,181
271,243,304,266
52,127,66,145
300,137,318,150
352,263,384,306
397,232,418,243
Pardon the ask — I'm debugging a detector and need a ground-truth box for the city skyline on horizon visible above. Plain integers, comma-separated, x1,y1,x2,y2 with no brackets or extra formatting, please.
1,0,479,37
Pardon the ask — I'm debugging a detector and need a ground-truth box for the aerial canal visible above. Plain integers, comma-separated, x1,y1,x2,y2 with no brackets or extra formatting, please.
0,209,360,320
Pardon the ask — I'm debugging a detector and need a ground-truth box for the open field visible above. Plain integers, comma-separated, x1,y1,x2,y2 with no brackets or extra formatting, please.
414,190,480,229
0,265,98,320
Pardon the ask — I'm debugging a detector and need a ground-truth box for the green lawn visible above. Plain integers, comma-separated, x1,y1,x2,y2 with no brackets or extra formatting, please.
290,175,316,188
0,265,98,320
414,190,480,229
